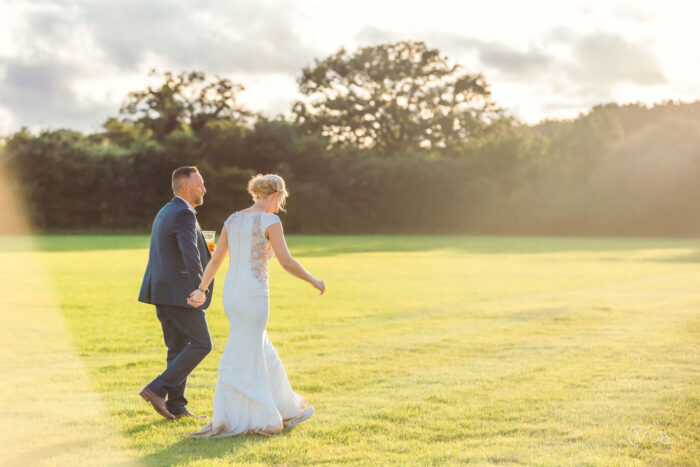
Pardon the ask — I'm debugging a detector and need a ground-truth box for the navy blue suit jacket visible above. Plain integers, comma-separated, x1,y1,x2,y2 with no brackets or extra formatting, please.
138,197,214,310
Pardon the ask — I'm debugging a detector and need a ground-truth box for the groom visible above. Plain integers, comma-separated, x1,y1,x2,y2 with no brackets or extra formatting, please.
138,166,214,419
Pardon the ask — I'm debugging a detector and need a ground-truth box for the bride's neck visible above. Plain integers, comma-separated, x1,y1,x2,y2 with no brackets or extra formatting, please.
251,201,273,213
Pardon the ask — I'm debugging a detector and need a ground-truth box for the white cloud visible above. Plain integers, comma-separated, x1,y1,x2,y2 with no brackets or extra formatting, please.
564,32,666,87
0,0,698,132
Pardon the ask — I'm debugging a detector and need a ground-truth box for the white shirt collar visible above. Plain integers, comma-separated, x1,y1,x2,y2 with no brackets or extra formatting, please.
175,195,197,214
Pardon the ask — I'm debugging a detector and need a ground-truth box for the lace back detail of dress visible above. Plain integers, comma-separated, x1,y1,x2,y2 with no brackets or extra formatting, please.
250,214,274,287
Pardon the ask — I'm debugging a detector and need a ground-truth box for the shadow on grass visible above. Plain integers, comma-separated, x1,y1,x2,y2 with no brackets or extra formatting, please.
137,429,301,466
125,419,173,437
649,250,700,263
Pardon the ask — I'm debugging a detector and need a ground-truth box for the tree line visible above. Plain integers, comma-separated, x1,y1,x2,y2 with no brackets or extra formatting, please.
2,41,700,236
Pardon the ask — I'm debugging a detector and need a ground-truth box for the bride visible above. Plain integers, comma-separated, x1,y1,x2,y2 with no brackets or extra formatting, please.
184,174,325,437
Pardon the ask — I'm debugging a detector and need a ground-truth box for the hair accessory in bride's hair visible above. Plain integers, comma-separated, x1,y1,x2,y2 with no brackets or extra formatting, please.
247,173,289,211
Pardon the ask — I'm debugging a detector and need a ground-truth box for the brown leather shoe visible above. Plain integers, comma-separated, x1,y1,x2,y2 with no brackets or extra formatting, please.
173,409,208,419
139,387,175,420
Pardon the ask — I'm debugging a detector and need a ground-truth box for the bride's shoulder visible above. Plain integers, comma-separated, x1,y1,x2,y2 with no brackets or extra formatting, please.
262,212,282,227
223,211,243,226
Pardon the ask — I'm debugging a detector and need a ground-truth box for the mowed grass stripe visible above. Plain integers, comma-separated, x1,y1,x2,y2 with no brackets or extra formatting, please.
322,272,699,404
278,271,699,383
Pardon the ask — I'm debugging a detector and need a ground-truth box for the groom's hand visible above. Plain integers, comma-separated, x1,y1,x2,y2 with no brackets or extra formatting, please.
187,289,206,307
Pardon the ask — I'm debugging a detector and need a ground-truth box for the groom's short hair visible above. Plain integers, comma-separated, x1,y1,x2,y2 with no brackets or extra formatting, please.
172,166,199,193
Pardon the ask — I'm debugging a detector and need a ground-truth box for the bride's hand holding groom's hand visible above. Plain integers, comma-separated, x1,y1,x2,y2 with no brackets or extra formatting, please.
188,289,206,307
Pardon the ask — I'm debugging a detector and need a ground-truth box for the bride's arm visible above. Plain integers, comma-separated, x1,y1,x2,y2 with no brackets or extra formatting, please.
268,223,325,295
188,226,229,306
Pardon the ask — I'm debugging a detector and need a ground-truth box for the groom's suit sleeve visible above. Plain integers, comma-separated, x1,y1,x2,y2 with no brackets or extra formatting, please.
173,208,204,292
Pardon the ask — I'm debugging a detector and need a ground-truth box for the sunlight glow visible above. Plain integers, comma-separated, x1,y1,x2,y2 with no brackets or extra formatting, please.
0,168,136,466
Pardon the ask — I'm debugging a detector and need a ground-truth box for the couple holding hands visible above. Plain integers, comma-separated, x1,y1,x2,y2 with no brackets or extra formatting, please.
138,167,324,437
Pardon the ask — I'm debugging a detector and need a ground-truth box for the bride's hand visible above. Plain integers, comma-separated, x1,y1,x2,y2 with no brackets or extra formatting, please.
188,289,206,307
312,278,325,295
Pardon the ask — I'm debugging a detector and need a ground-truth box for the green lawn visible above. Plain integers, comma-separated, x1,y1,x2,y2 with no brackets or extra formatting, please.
1,235,699,466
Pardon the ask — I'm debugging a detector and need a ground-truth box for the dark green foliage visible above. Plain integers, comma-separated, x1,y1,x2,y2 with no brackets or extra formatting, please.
119,70,252,140
293,41,497,157
2,61,700,236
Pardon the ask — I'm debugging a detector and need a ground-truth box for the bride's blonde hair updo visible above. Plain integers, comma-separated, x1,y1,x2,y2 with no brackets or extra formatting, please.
247,173,289,211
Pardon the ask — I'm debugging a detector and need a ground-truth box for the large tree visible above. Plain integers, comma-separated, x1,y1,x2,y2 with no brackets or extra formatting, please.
293,41,499,157
119,70,251,139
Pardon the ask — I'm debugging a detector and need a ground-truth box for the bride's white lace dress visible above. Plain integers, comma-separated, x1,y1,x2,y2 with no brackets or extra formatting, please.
188,211,309,437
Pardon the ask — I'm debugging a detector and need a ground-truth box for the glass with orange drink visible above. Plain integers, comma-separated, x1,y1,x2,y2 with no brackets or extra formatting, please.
202,231,216,253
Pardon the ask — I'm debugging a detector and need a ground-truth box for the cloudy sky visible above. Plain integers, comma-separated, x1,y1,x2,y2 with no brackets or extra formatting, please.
1,0,698,134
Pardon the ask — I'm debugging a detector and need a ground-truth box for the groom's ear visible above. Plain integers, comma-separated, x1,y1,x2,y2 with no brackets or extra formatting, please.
175,177,194,197
172,166,200,193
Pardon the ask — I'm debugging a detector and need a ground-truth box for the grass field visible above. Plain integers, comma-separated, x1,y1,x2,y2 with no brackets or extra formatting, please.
1,235,699,466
